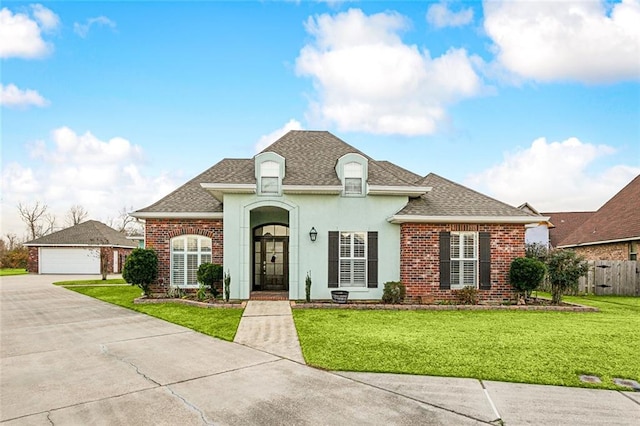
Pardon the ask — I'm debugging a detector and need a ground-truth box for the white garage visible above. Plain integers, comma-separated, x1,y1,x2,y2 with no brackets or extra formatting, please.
24,220,136,275
39,248,100,274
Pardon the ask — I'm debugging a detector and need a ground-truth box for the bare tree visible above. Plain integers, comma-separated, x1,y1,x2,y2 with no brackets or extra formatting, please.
66,204,89,227
17,202,49,240
107,205,141,235
4,233,20,250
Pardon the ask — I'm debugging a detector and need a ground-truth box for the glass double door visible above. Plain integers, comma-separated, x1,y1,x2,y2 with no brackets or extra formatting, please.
253,225,289,291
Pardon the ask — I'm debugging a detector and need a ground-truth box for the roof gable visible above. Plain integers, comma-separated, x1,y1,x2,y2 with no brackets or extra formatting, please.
558,174,640,246
544,211,595,247
24,220,136,247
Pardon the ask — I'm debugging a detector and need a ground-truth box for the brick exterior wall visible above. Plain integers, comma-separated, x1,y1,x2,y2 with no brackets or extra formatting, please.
27,247,38,273
27,246,133,274
144,219,223,293
572,241,635,261
400,223,525,304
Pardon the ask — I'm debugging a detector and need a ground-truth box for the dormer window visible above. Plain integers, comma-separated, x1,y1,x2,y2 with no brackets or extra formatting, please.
344,162,363,195
255,152,285,196
336,153,367,197
260,161,279,194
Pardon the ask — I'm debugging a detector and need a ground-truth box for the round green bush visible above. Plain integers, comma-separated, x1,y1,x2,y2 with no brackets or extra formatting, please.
509,257,546,297
122,248,158,296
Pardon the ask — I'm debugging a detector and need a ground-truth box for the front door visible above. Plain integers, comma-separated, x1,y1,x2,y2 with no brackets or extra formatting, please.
253,224,289,291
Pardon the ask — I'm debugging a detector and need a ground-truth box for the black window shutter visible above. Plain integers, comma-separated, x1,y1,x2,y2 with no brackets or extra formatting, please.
367,232,378,288
328,231,339,288
479,232,491,290
439,231,451,290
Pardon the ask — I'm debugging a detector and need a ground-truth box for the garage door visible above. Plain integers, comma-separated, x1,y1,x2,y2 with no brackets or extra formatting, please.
40,248,100,274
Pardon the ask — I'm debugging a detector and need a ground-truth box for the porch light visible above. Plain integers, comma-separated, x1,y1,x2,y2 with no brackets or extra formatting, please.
309,227,318,242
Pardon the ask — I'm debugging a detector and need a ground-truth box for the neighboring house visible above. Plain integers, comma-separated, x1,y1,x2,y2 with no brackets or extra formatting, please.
127,234,145,248
24,220,136,274
518,203,553,247
557,174,640,260
132,131,545,303
544,211,595,248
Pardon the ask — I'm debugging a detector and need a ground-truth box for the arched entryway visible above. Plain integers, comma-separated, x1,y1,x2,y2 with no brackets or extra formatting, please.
252,224,289,291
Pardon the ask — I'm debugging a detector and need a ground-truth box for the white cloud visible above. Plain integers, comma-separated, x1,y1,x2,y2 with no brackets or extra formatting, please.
1,127,180,239
465,137,640,211
0,4,58,59
255,119,303,152
426,2,474,28
484,0,640,83
0,83,49,108
295,8,483,136
31,4,60,31
73,16,116,38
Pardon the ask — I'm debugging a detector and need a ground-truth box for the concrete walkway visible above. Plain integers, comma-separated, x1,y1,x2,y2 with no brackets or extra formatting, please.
234,301,305,364
2,274,639,425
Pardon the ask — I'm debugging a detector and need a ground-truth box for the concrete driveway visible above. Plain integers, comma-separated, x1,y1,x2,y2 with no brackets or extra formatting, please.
1,275,638,425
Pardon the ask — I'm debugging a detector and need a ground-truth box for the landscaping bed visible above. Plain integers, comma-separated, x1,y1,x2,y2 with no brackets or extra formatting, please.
134,296,245,308
291,298,598,312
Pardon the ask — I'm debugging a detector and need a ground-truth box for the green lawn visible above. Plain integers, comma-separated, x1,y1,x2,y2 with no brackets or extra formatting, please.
293,295,640,390
0,268,28,276
65,285,243,342
53,278,127,285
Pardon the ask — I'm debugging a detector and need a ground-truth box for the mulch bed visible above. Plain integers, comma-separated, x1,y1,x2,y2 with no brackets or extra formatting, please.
134,296,245,309
291,298,598,312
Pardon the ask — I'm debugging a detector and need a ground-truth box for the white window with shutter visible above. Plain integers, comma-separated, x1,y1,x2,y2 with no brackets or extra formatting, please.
450,232,478,289
339,231,367,287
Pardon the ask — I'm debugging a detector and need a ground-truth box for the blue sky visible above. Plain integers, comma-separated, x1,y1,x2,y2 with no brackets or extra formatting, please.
2,1,639,239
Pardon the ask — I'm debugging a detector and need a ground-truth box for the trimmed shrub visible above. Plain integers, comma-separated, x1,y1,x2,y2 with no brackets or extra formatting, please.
453,286,479,305
305,271,312,303
197,263,223,298
223,271,231,302
509,257,546,299
122,248,158,296
382,281,406,304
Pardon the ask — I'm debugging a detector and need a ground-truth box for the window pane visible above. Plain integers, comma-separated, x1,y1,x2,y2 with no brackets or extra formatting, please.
172,238,184,251
340,233,351,257
186,254,198,285
262,177,278,193
353,233,365,257
451,261,460,287
172,254,184,285
463,261,476,286
339,260,351,285
353,259,366,286
201,254,211,264
344,162,362,177
450,234,460,259
200,238,211,252
463,234,475,259
260,161,279,176
187,237,198,251
345,178,362,194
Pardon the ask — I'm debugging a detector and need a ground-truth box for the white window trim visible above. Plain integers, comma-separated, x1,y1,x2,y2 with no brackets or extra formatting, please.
343,162,364,196
339,231,367,288
170,235,213,288
450,231,478,290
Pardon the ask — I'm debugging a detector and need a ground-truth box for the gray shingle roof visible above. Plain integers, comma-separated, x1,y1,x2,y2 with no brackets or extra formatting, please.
24,220,136,247
395,173,535,218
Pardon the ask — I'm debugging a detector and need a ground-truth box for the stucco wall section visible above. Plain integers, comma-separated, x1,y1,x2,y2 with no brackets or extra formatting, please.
572,241,634,261
400,223,525,303
145,218,223,293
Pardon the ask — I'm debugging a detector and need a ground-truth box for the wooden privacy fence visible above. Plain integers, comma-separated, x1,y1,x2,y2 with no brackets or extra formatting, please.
579,260,640,296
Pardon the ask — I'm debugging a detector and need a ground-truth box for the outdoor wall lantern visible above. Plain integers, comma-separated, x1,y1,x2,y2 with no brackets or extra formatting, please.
309,227,318,242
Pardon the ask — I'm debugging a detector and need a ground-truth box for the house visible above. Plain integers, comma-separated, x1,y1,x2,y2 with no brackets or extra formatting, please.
544,211,594,248
557,174,640,260
517,203,553,247
132,131,545,303
24,220,136,274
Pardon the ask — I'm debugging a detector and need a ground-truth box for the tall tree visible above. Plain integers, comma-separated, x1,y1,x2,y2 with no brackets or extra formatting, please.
17,202,50,240
66,204,89,227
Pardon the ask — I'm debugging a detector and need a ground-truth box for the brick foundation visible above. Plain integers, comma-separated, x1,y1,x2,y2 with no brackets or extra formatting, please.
144,218,223,293
400,223,525,303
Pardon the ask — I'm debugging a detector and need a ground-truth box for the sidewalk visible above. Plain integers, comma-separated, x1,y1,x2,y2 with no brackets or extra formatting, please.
233,301,305,364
